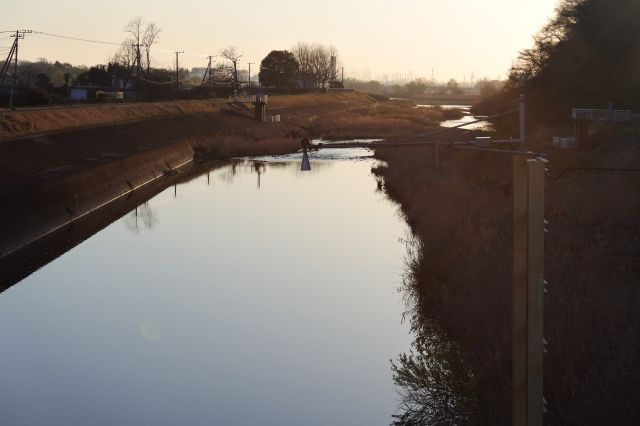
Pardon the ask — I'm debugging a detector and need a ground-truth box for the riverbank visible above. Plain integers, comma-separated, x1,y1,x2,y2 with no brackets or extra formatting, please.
375,125,640,423
0,92,462,287
0,92,463,191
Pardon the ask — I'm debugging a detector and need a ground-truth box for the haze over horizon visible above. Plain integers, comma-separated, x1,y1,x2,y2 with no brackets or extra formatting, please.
2,0,558,82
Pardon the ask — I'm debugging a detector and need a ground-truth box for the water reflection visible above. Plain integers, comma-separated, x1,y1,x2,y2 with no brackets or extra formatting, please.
0,156,411,426
415,104,471,110
414,104,492,131
252,161,266,188
124,202,158,234
391,237,476,424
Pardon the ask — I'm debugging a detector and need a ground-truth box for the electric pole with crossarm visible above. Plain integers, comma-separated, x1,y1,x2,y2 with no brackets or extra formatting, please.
0,30,32,107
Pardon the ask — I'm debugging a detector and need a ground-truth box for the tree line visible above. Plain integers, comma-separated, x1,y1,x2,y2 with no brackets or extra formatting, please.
0,16,347,106
258,42,342,90
484,0,640,128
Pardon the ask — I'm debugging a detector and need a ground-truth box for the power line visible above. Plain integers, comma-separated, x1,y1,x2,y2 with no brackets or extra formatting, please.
33,31,209,58
138,76,177,85
34,31,121,46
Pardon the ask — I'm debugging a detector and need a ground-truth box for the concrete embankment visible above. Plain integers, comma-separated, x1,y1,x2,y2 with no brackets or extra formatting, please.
0,141,195,260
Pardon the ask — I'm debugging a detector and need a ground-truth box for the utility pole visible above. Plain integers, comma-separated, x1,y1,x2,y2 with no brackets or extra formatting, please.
248,62,254,87
208,56,213,97
0,30,32,108
512,94,546,426
12,30,18,107
174,51,184,94
201,55,214,98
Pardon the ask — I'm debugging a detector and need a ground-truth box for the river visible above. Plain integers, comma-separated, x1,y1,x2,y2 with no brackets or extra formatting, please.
416,104,491,130
0,148,412,425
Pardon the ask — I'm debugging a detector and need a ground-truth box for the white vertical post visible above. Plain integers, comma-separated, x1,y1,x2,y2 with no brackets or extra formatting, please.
527,159,545,426
513,156,546,426
512,156,528,426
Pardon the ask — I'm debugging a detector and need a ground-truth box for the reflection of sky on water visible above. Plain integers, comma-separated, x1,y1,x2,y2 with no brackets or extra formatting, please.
248,139,382,163
415,104,471,110
0,158,411,426
441,113,492,130
413,105,492,130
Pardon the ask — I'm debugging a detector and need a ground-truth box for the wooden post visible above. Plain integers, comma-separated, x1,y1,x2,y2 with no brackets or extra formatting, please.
255,99,267,122
435,144,440,169
512,156,529,426
527,159,545,426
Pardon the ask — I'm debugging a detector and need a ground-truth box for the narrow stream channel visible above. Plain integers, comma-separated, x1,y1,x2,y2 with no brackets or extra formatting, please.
416,104,491,130
0,149,412,425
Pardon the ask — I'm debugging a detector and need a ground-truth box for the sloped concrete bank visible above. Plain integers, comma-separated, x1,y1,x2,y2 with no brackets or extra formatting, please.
0,141,195,264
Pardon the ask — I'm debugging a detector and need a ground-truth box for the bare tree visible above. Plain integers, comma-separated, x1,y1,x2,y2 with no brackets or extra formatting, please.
141,22,161,72
220,46,243,89
125,16,144,45
292,42,338,88
114,41,138,68
119,17,161,74
292,42,314,88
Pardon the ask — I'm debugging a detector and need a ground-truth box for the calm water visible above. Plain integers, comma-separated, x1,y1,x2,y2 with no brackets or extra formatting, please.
416,104,491,130
0,151,411,425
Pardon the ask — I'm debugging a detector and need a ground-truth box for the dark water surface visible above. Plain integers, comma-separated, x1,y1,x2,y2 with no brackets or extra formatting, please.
0,152,411,425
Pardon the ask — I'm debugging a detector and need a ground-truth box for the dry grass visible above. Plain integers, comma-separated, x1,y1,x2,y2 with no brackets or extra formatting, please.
0,100,229,141
305,103,464,140
0,92,374,142
376,126,640,424
267,91,372,108
189,127,303,159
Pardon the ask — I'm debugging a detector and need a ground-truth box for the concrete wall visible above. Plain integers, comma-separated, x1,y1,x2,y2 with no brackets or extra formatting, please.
0,141,194,259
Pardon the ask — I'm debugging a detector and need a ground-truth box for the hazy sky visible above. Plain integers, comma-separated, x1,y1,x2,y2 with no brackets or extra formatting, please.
2,0,558,81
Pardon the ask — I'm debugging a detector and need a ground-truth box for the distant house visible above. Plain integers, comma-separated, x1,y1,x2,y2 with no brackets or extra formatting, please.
69,85,125,102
